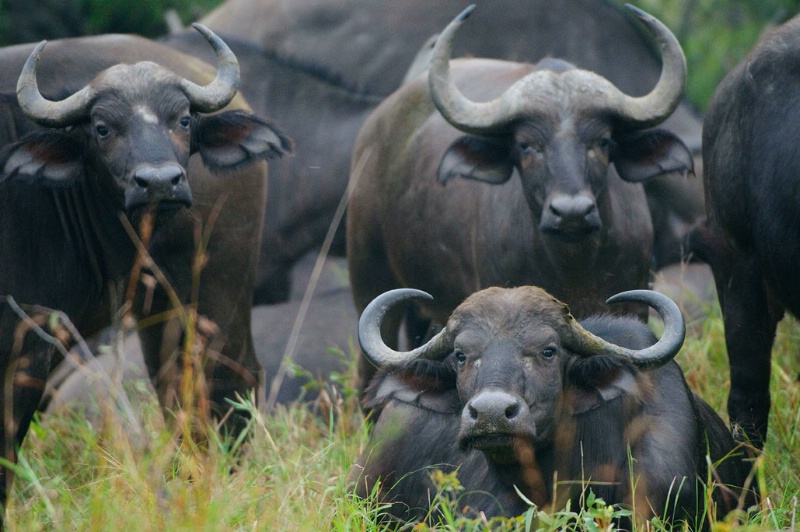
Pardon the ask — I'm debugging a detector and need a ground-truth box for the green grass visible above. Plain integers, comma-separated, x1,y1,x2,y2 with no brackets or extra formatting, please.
5,303,799,531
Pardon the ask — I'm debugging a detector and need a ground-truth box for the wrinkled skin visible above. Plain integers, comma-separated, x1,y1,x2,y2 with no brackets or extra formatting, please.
350,287,754,527
161,0,704,304
0,34,291,515
687,15,800,449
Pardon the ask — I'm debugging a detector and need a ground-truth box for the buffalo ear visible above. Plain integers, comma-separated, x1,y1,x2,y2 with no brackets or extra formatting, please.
437,134,514,185
613,129,693,182
565,356,639,415
364,358,460,415
192,110,294,172
0,131,84,186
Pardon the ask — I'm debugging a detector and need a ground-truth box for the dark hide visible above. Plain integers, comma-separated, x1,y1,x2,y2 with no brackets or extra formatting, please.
350,298,753,528
686,14,800,449
161,0,705,304
0,34,290,516
42,254,357,417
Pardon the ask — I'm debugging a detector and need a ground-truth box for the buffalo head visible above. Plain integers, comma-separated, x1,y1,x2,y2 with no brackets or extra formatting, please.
430,5,692,242
359,286,685,462
2,23,291,213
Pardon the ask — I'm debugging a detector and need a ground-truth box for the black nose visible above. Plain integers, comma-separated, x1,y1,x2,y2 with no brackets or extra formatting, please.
125,164,193,210
133,165,187,197
540,192,602,238
464,390,526,432
548,193,595,220
468,390,522,422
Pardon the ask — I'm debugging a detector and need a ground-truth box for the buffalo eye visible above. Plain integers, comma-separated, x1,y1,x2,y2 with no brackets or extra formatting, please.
95,123,110,139
518,142,543,155
455,350,467,365
541,347,556,359
589,137,615,157
179,115,191,129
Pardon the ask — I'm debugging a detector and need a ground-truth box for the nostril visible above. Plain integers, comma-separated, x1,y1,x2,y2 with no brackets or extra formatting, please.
134,177,148,189
505,402,520,420
468,404,479,421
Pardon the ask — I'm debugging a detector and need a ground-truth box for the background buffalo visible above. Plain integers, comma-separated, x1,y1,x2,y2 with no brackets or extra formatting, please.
165,0,706,304
0,29,290,514
687,13,800,449
346,6,692,388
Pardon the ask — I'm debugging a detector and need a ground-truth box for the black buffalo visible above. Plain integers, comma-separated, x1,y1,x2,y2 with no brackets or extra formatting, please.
163,0,704,304
686,14,800,449
0,27,291,513
346,6,693,387
350,286,754,527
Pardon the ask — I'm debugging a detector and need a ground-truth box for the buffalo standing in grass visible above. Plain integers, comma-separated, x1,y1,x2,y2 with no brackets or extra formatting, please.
350,286,754,527
687,14,800,449
164,0,705,304
0,26,291,514
346,6,693,388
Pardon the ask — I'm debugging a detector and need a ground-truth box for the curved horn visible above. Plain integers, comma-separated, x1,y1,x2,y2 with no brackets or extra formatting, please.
180,24,240,112
17,41,93,127
564,289,686,368
428,5,516,135
604,5,687,127
359,288,453,368
429,5,685,134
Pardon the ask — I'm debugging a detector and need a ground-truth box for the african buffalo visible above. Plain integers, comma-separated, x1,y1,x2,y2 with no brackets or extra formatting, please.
161,0,705,304
349,286,754,527
686,14,800,449
346,6,693,387
0,26,291,513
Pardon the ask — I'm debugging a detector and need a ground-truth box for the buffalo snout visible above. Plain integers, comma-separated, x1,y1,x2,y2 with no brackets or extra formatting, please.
459,389,533,458
540,192,601,239
126,163,192,210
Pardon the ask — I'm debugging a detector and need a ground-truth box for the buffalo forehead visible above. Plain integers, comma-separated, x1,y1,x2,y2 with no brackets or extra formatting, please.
87,65,191,124
92,62,182,96
450,287,573,337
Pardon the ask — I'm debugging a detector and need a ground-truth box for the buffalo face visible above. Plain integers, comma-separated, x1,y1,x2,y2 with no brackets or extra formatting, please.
358,286,686,467
2,24,292,215
453,320,563,462
433,6,693,246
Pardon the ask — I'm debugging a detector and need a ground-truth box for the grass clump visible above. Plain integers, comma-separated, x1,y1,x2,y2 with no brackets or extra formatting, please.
5,301,800,530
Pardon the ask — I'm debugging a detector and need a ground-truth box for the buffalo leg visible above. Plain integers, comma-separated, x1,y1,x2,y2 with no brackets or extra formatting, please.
712,254,781,449
0,301,60,521
137,290,260,441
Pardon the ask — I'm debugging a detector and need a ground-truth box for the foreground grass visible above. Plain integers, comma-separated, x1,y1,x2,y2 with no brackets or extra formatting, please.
5,305,800,530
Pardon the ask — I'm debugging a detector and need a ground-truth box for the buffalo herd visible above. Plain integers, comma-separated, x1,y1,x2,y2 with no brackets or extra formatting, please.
0,0,796,528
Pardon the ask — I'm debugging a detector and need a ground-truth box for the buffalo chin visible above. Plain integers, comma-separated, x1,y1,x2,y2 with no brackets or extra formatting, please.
461,433,528,464
125,200,192,227
540,226,600,244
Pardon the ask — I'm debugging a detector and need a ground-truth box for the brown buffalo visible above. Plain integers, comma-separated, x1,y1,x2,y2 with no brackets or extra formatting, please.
160,0,705,304
0,26,291,516
346,6,693,387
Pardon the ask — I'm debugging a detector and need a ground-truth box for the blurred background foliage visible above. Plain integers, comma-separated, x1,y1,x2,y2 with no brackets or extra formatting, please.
0,0,800,111
634,0,800,110
0,0,219,46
